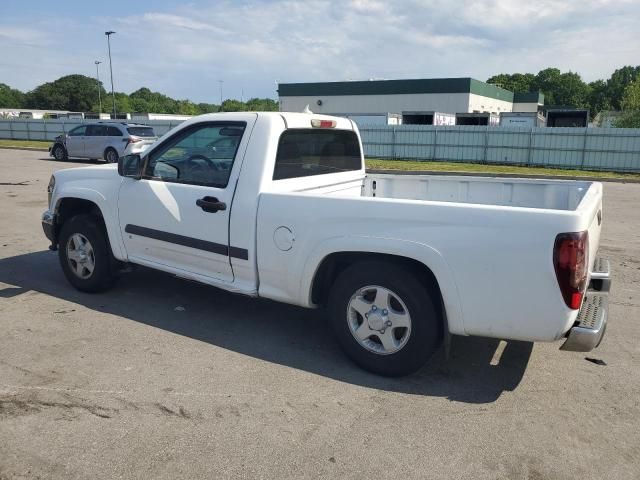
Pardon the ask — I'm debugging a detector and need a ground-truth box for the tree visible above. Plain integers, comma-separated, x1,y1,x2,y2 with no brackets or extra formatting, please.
245,98,279,111
488,68,594,114
486,73,535,93
220,99,247,112
620,77,640,111
606,66,640,110
0,83,25,108
197,102,219,114
588,80,612,115
614,77,640,127
530,68,563,105
552,72,591,109
175,100,200,115
614,111,640,127
25,74,105,112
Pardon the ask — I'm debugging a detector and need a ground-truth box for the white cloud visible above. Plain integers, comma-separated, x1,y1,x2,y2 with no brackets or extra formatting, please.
0,0,639,101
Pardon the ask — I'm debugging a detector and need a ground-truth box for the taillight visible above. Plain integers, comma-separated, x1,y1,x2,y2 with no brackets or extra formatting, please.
553,231,589,309
125,136,142,147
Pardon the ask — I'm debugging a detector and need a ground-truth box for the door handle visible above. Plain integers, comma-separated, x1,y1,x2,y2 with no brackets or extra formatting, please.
196,196,227,213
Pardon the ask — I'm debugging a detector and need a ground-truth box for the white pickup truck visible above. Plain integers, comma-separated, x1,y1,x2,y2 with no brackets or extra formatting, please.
42,112,611,376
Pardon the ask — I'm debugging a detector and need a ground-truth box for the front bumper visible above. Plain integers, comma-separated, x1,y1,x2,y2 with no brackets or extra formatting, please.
41,209,57,250
560,258,611,352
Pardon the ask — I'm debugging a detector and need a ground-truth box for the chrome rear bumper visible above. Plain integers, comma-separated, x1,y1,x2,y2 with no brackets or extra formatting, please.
561,292,608,352
560,257,611,352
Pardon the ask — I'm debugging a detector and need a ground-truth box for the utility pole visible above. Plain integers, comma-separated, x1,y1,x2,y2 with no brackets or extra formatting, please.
94,61,103,114
105,31,117,118
218,80,224,109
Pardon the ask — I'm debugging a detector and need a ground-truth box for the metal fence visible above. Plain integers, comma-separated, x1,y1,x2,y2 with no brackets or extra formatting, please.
360,125,640,172
2,119,640,172
0,118,180,142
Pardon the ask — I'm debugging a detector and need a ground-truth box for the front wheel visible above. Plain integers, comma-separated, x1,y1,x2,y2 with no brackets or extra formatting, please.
328,261,442,376
52,144,67,161
58,214,117,292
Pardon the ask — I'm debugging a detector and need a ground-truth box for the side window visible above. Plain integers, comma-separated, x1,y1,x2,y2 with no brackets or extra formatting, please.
86,125,107,136
273,129,362,180
144,122,246,188
107,126,122,136
68,126,87,136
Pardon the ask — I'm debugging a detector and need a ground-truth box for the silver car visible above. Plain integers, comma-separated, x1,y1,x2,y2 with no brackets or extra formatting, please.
49,122,157,163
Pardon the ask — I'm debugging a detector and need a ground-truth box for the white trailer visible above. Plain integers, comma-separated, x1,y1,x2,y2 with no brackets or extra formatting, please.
500,112,546,127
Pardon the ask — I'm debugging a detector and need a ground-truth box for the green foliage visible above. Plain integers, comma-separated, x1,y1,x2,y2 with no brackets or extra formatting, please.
245,97,279,111
0,75,278,116
0,83,26,108
197,102,219,113
548,71,591,108
588,80,612,115
487,66,640,121
25,74,106,112
620,77,640,111
614,78,640,127
614,111,640,128
487,73,536,93
606,66,640,110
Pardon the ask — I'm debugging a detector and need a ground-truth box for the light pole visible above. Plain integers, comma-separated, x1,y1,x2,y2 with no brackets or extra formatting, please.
218,80,224,109
94,61,103,114
105,31,116,118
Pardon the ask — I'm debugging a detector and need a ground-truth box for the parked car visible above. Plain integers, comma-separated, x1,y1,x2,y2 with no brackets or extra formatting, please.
41,112,611,376
49,122,157,163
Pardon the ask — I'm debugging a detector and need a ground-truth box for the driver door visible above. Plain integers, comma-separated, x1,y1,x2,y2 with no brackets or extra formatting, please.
117,121,249,283
65,125,87,157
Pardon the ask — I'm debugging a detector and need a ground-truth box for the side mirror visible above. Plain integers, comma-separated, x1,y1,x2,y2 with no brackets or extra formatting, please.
118,154,142,178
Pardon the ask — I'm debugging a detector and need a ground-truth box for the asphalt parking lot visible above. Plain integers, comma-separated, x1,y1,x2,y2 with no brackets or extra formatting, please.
1,149,639,480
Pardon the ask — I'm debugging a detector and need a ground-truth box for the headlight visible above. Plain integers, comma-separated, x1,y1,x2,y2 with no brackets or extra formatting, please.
47,175,55,206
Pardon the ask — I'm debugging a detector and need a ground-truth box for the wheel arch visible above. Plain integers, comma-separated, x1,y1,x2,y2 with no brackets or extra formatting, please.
302,238,466,336
53,194,126,261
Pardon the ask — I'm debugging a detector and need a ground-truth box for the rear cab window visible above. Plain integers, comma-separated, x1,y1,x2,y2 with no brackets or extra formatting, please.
273,129,362,180
127,127,156,137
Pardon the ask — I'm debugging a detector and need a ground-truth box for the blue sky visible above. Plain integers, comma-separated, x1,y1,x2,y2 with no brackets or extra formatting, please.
1,0,639,103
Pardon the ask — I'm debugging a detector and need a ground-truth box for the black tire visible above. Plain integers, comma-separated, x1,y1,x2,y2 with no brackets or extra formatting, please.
52,144,68,161
104,148,119,163
328,261,442,376
58,214,117,293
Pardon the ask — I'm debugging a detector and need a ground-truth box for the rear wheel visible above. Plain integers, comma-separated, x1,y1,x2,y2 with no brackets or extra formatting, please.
52,144,67,161
328,261,442,376
104,148,119,163
58,214,117,292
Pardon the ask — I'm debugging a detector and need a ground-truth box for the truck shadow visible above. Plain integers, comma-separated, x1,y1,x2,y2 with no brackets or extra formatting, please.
0,251,533,404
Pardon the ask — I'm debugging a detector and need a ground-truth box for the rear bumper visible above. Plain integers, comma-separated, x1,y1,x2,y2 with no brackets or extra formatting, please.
560,292,608,352
560,258,611,352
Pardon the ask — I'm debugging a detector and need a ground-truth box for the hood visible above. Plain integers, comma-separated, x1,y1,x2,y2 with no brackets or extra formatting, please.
54,163,120,182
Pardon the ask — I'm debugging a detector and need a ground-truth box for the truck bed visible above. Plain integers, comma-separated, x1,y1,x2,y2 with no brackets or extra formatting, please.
364,174,591,211
259,172,603,343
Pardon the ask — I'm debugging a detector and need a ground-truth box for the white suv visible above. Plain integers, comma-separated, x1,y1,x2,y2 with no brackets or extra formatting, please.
49,122,157,163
